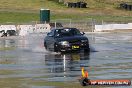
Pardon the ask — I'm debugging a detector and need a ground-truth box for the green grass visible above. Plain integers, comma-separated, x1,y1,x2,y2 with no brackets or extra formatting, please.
0,47,16,50
0,11,39,24
0,78,104,88
0,0,131,24
29,80,104,88
0,11,131,24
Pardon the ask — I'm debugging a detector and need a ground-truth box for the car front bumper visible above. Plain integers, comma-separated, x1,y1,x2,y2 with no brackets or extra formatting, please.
58,43,89,52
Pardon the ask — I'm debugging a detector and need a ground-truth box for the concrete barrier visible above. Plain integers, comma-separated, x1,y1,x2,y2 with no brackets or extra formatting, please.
18,25,34,36
35,24,50,33
0,25,16,32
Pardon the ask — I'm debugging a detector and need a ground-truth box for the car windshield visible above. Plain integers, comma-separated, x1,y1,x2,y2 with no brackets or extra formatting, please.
55,28,81,37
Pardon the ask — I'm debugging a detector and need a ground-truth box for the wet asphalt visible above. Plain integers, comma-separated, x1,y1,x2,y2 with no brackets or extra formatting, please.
0,33,132,88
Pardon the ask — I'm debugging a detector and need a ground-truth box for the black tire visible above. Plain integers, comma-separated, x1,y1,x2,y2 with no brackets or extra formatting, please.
54,43,60,52
84,48,90,53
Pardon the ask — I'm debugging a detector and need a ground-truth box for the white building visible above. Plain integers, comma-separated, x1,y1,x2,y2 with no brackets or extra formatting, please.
95,23,132,32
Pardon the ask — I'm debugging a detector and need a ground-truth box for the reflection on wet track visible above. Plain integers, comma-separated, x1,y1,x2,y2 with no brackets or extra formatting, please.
0,33,132,88
44,53,90,80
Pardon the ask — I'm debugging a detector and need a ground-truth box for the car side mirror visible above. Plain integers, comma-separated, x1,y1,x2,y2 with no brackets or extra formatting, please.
47,33,53,37
81,32,85,35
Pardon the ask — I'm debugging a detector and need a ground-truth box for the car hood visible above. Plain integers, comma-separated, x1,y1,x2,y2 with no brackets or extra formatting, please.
56,35,88,42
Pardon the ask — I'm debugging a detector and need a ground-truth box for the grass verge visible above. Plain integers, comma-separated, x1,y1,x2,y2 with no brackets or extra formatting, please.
0,11,132,24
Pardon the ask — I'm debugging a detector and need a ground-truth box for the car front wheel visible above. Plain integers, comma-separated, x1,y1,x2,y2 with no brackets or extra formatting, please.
44,42,47,49
84,48,90,53
54,43,60,52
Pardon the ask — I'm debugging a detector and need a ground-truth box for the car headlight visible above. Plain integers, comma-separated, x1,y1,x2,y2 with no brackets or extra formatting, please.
59,41,69,46
81,40,88,43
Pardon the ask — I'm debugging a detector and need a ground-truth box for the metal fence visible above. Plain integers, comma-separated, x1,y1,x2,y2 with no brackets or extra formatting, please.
1,18,132,32
51,18,132,32
51,19,95,32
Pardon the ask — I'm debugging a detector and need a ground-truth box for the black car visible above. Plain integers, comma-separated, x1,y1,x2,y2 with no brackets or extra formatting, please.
6,30,16,36
44,28,90,52
0,30,16,37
